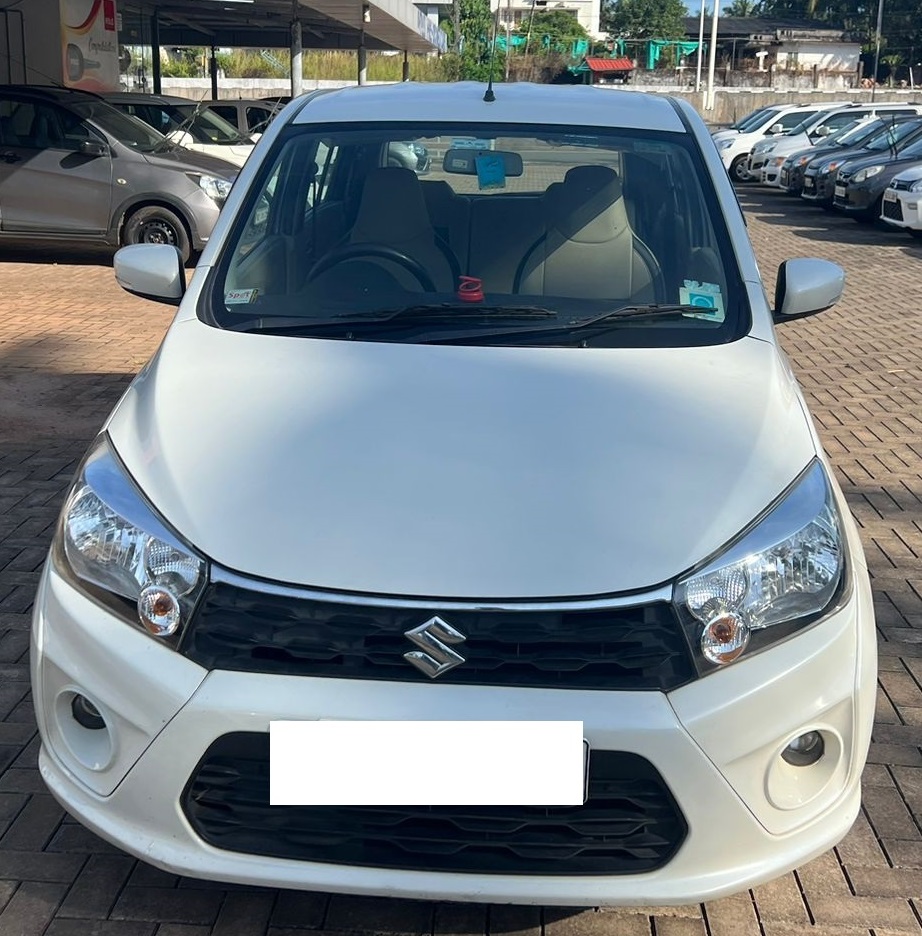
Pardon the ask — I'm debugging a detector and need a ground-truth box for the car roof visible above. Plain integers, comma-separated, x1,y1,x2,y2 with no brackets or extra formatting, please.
290,82,687,133
0,84,103,102
102,92,195,105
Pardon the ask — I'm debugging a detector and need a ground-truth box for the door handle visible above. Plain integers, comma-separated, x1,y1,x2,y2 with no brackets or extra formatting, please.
0,152,22,163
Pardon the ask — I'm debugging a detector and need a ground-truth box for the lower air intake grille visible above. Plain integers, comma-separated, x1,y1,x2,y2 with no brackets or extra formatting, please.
182,733,688,875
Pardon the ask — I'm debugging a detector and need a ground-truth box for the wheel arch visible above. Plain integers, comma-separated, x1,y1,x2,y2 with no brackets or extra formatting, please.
111,195,201,248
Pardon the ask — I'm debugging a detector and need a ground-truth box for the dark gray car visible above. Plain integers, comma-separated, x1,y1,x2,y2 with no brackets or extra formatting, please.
0,86,238,262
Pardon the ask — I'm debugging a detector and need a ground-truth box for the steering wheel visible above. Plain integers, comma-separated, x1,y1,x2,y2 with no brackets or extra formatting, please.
305,243,436,292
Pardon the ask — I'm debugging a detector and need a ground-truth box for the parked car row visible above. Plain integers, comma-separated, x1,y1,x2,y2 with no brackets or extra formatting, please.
714,103,922,237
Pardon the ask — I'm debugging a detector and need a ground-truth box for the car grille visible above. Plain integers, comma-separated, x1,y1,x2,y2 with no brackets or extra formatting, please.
882,198,904,221
181,732,688,875
892,178,915,191
180,581,695,691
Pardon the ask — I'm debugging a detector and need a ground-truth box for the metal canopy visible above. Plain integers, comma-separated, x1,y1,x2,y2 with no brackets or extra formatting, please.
119,0,446,54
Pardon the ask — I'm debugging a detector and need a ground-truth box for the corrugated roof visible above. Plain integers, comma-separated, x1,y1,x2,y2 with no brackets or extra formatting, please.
584,57,635,72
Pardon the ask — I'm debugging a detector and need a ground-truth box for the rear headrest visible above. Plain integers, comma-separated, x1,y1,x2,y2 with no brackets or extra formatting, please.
352,167,433,243
545,165,629,244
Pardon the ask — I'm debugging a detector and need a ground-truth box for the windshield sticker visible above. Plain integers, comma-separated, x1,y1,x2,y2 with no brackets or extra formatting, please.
225,288,259,305
679,280,724,321
475,154,506,190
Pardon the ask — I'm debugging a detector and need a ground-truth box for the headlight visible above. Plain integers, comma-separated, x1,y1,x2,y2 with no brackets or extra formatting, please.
910,179,922,193
759,143,776,154
718,139,735,150
772,156,786,166
56,435,207,640
798,156,811,166
674,461,845,670
852,165,884,183
193,173,234,202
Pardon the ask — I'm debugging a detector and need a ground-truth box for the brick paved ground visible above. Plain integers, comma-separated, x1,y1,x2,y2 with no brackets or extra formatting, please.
1,192,921,935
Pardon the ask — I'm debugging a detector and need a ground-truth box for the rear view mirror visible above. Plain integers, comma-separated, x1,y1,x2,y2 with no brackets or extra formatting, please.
79,139,109,158
114,243,186,306
773,258,844,323
442,148,524,177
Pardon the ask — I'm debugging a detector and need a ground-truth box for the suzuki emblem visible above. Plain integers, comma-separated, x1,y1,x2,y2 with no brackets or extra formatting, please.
403,616,467,678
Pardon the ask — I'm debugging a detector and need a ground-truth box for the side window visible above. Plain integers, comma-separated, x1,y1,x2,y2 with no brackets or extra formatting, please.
305,142,340,212
813,112,865,138
773,110,820,132
4,101,74,150
246,107,273,133
210,105,238,126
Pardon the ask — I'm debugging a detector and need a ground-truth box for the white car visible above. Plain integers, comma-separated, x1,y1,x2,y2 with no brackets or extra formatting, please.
31,81,876,907
750,104,922,186
713,101,851,182
104,92,256,166
880,163,922,236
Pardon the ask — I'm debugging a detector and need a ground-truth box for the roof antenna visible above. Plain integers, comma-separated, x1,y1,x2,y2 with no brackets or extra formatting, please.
483,8,500,102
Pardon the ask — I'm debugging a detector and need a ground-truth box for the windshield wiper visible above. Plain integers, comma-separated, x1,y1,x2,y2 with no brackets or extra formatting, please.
418,303,714,344
226,303,711,342
226,303,557,333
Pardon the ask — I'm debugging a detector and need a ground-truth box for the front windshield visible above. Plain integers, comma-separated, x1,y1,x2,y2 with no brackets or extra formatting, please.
70,100,165,151
171,104,249,144
737,107,777,131
835,120,881,146
866,119,922,151
211,122,744,349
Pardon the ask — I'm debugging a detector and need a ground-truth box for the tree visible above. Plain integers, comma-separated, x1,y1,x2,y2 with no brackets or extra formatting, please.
440,0,504,81
724,0,762,16
604,0,688,40
517,10,589,45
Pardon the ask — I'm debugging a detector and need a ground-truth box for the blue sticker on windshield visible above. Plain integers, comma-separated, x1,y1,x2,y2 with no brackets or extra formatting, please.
475,154,506,190
679,280,724,321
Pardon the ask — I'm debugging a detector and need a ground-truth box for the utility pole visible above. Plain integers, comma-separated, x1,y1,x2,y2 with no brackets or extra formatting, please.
705,0,719,110
290,0,302,97
695,0,706,92
452,0,461,54
871,0,884,101
504,0,511,80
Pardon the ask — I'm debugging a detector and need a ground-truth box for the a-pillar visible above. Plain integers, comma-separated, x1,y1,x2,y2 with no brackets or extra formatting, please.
291,0,303,96
151,10,161,94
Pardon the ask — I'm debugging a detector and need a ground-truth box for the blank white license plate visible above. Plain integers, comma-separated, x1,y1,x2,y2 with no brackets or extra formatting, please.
270,721,587,806
835,184,846,198
883,189,898,202
804,177,815,189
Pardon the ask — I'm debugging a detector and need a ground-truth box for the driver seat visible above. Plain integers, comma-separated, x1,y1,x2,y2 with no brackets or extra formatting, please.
348,167,459,291
514,166,662,301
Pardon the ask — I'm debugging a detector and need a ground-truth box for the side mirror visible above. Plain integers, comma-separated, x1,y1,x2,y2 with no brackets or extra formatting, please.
114,243,186,305
767,123,784,134
814,125,832,137
773,258,844,323
79,139,109,158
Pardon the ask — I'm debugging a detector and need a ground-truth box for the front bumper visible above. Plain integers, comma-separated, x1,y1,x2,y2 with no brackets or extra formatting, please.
32,555,876,906
880,188,922,230
833,181,879,214
801,171,832,203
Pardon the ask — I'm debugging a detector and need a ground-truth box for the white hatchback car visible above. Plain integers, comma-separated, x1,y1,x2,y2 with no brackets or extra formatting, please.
31,82,876,907
880,163,922,236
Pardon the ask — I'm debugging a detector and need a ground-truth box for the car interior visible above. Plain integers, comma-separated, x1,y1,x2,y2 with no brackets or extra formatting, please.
222,128,731,323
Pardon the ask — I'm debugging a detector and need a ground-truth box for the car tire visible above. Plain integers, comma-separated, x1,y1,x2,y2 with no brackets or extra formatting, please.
123,206,192,264
729,156,751,184
909,229,922,239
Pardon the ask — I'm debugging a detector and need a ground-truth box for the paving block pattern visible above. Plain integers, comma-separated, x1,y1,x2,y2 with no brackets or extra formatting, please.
1,190,922,934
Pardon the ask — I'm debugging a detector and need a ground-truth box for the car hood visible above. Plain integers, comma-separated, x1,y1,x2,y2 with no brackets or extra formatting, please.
106,323,817,599
892,161,922,183
839,151,920,175
141,145,239,178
